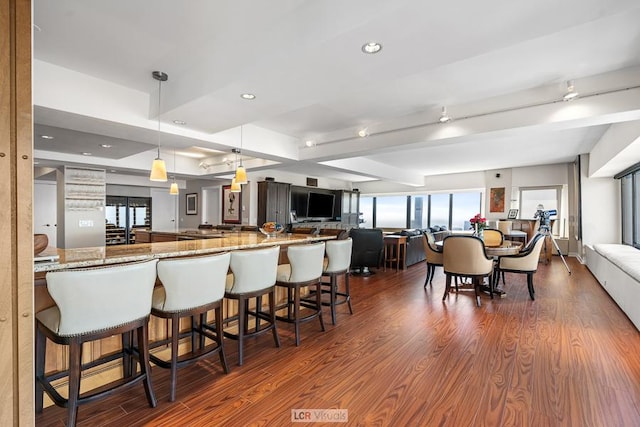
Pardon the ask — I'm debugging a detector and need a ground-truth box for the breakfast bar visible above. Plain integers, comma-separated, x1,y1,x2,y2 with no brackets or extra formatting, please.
34,231,335,402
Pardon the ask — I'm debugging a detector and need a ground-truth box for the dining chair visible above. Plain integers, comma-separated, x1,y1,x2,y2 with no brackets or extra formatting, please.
151,253,231,401
224,246,281,366
35,260,158,427
483,228,504,247
422,231,443,288
275,242,326,345
493,233,546,300
442,235,494,307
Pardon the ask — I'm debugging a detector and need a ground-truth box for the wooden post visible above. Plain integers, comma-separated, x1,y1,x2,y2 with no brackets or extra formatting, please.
0,0,34,424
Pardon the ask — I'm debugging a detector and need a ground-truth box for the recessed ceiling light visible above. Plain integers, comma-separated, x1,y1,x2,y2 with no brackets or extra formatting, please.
361,42,382,54
358,129,369,138
81,152,92,156
173,120,186,125
110,170,116,173
33,161,40,165
240,93,256,100
439,107,451,123
305,140,315,147
40,135,54,140
100,144,112,148
563,80,579,101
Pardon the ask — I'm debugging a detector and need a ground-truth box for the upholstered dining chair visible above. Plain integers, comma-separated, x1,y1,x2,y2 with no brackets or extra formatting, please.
224,246,281,365
442,235,494,307
482,228,504,247
422,231,443,288
493,233,546,300
321,238,353,324
275,242,326,345
151,253,231,401
35,259,159,427
497,220,512,236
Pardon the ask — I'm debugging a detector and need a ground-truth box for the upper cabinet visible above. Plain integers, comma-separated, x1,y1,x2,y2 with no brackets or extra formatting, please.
258,181,291,225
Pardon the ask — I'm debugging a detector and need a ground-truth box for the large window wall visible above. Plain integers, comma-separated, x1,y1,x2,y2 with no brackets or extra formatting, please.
617,165,640,248
361,191,481,230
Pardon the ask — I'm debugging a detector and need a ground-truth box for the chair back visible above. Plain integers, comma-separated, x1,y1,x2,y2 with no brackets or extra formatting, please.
156,253,231,311
443,235,493,276
45,259,158,336
483,228,504,247
279,242,326,282
497,220,512,235
501,233,546,272
422,233,443,264
324,238,352,273
228,246,280,294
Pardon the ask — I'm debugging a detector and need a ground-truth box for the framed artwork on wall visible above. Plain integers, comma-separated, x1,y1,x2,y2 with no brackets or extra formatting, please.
222,185,241,223
489,187,505,213
186,193,198,215
507,209,519,219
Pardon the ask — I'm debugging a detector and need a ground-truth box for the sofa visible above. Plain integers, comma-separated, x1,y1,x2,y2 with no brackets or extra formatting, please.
390,228,450,267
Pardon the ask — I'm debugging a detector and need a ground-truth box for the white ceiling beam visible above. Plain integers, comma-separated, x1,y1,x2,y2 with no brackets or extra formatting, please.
319,157,424,187
589,120,640,178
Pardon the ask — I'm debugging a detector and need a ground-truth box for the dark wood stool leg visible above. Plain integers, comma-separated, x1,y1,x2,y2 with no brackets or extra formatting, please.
316,281,325,332
237,296,246,366
345,273,353,314
330,275,338,325
121,330,133,378
269,290,280,348
293,285,301,346
527,273,535,300
67,337,82,427
35,322,46,413
137,323,157,408
169,314,180,402
215,305,229,373
424,263,431,288
255,296,262,332
443,274,452,300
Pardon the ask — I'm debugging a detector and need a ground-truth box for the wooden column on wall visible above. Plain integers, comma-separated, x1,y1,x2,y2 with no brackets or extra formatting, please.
0,0,34,424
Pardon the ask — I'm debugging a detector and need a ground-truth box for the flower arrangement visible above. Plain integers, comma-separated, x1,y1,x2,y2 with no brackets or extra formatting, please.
469,213,487,234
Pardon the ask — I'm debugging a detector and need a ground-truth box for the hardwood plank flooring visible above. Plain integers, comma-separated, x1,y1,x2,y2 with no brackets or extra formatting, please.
36,257,640,426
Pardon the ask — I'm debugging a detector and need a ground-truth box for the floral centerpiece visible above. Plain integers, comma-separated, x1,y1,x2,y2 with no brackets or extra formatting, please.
469,213,487,235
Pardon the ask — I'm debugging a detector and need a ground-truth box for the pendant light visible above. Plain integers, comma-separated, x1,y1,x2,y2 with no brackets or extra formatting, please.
230,177,241,192
149,71,168,182
169,149,179,195
234,126,248,184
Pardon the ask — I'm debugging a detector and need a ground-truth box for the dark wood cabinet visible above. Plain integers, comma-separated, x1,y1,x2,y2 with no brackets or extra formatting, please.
258,181,291,225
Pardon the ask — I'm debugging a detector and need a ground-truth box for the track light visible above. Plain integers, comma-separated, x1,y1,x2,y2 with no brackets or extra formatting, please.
439,106,451,123
563,80,579,101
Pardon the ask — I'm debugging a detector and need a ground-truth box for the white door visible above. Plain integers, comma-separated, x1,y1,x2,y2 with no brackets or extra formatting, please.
151,188,179,231
202,187,220,225
34,181,57,247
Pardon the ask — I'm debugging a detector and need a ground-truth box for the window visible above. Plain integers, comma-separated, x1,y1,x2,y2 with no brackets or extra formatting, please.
375,196,407,228
429,194,450,229
410,196,428,228
520,186,561,235
621,174,632,245
359,196,374,229
452,192,482,231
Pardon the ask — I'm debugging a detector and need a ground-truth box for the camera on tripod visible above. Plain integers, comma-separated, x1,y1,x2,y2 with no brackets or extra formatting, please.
533,204,557,229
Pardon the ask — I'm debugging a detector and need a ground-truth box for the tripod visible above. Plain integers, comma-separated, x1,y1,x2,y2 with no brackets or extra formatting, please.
538,224,571,274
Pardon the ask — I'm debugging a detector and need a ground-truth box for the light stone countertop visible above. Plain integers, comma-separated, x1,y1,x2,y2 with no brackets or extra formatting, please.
34,232,334,273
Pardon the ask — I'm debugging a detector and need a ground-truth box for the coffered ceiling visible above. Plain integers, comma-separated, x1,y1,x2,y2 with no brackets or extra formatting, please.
33,0,640,186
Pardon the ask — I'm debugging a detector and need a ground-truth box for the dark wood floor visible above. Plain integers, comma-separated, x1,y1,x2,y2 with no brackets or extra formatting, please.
36,257,640,426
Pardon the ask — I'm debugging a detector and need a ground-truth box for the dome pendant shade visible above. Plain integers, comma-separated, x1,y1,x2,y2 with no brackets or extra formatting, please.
235,165,248,185
169,180,179,195
230,178,241,192
150,158,168,182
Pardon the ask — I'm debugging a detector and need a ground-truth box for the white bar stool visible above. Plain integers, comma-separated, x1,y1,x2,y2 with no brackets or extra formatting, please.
35,259,158,427
321,238,353,325
224,246,281,366
275,242,326,345
151,253,231,401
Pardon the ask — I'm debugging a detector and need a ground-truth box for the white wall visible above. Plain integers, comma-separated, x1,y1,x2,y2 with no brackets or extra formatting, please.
580,154,620,250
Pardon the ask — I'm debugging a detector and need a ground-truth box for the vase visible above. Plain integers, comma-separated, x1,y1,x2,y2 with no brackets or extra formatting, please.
478,228,484,241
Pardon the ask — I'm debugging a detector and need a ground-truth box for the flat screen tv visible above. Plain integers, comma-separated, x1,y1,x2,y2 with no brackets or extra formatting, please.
307,192,334,218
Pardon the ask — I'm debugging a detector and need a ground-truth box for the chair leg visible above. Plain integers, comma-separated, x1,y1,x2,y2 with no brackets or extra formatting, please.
137,323,157,408
293,285,301,346
473,278,481,307
443,274,451,301
269,290,281,348
67,338,82,427
255,296,262,332
237,296,246,366
215,305,230,374
345,273,353,315
35,322,46,414
424,263,431,288
169,315,180,402
430,265,437,284
121,331,132,379
330,275,337,325
315,281,325,333
501,271,506,286
527,273,535,300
